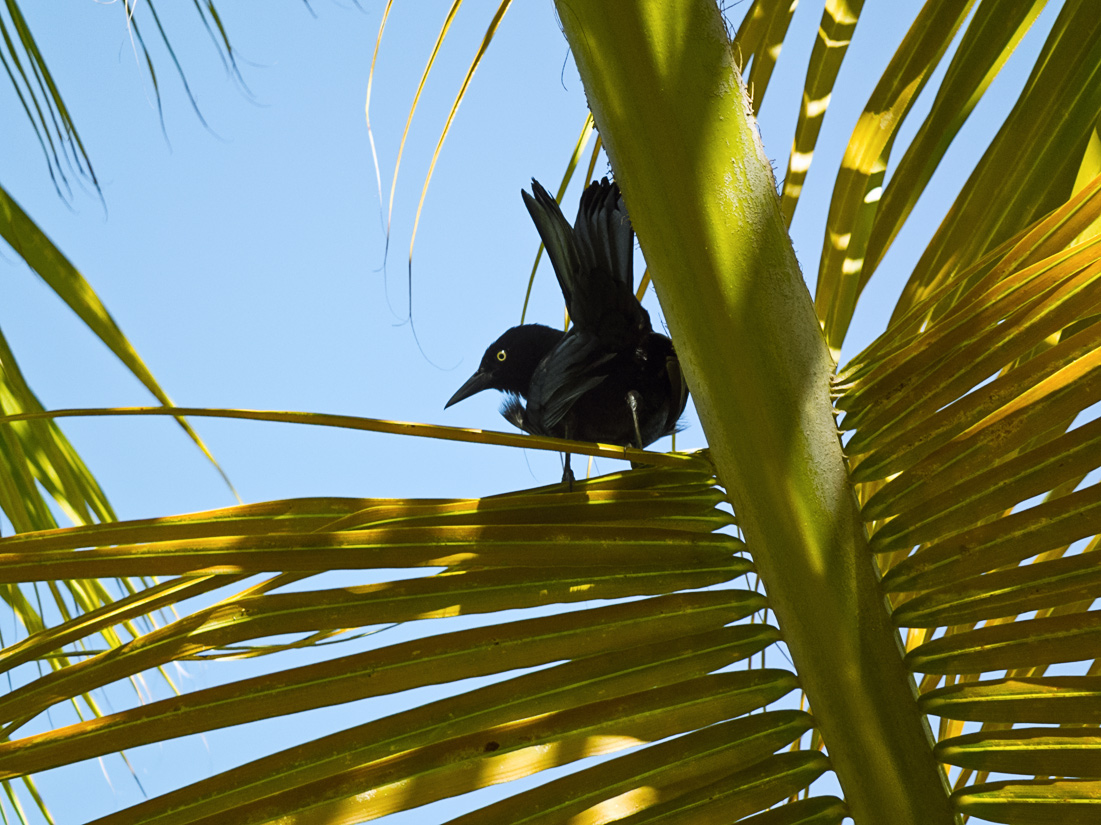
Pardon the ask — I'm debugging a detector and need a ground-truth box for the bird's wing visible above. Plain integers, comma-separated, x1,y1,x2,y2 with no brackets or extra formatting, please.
527,332,614,433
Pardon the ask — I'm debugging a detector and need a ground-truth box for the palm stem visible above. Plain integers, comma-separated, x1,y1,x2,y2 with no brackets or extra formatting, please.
555,3,958,822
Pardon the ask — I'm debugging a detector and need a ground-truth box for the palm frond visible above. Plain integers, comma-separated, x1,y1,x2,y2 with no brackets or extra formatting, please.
815,0,978,352
864,0,1050,281
0,1,95,197
733,0,801,113
895,0,1101,324
778,0,868,226
837,171,1101,820
0,185,236,509
0,458,841,823
741,0,1100,356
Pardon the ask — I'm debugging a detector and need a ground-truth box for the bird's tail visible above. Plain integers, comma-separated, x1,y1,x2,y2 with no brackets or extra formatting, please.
522,178,638,333
522,180,581,313
573,177,634,293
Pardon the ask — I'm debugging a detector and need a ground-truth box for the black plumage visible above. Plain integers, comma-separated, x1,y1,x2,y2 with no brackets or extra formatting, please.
446,178,688,480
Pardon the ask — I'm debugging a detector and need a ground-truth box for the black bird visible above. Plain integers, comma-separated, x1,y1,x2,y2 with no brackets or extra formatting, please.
445,178,688,482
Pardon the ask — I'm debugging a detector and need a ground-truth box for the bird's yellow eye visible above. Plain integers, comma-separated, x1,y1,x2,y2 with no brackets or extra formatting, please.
496,350,507,362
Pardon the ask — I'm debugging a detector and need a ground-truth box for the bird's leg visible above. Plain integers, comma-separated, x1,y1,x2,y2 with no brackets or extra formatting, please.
626,390,645,471
626,390,644,449
561,423,575,490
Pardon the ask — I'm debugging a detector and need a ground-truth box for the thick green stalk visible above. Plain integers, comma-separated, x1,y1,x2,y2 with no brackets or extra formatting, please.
555,3,957,823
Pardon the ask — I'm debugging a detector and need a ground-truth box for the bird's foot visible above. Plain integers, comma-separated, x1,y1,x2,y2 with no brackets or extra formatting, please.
561,453,575,491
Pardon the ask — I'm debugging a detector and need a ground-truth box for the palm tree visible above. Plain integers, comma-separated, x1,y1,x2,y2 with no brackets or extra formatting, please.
2,1,1100,823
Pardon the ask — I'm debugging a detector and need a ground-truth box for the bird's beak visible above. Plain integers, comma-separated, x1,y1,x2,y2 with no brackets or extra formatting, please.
445,368,493,408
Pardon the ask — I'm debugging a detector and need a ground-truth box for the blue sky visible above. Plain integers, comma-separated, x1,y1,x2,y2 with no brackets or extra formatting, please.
0,1,1065,822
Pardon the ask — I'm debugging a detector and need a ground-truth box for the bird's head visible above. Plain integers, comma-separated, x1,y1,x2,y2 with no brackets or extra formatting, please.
445,324,562,408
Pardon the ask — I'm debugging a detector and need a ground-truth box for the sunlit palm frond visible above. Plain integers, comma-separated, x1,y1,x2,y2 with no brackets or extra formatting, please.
732,0,801,114
1,7,245,814
894,0,1101,326
778,0,867,226
837,171,1101,820
0,455,843,824
863,1,1050,281
0,186,231,495
0,0,246,588
814,0,980,353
